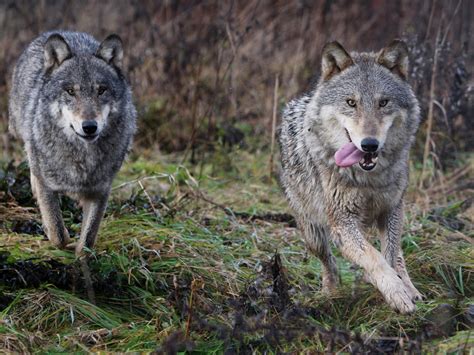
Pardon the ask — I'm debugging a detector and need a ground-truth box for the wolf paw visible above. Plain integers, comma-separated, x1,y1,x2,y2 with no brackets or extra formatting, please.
412,289,424,301
65,242,88,257
46,226,71,249
397,273,424,301
65,242,77,250
404,282,424,301
321,282,338,296
384,280,417,314
321,273,339,295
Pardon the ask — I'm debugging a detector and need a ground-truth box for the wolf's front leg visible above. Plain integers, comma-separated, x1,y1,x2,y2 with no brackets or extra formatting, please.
298,218,339,294
32,173,71,248
330,215,416,313
75,191,109,256
381,201,423,301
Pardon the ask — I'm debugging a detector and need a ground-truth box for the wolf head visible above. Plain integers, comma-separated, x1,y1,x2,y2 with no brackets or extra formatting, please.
314,40,419,172
43,33,125,143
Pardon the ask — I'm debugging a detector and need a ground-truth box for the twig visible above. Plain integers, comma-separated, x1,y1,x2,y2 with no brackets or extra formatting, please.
433,100,449,133
112,174,169,191
192,190,235,216
192,189,296,226
185,278,202,338
138,180,161,218
424,0,436,41
426,164,472,194
419,0,463,188
269,74,279,178
449,231,473,244
439,0,463,45
7,268,27,286
419,28,441,189
225,22,236,55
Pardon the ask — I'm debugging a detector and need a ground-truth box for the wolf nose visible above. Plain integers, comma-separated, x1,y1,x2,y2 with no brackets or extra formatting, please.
361,138,379,152
82,120,98,135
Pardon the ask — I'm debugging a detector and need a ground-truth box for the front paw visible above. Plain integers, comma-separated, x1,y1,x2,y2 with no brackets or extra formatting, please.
402,280,424,301
66,241,88,258
411,288,424,301
384,278,417,314
45,226,71,249
321,277,339,296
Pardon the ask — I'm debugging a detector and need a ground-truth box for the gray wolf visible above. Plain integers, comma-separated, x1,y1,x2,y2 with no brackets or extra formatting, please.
278,40,422,313
9,31,136,256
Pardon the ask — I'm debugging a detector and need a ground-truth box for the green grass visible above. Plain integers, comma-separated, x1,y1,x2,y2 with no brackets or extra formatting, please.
0,149,473,353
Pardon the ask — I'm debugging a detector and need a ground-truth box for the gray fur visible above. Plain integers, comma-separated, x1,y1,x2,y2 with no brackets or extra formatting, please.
9,31,136,256
278,41,422,313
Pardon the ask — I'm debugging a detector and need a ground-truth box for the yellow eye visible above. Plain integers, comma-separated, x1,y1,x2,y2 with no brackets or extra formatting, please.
98,86,107,96
379,99,388,107
346,99,356,107
65,88,75,96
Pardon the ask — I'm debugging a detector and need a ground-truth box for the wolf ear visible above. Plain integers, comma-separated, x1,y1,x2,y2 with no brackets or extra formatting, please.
377,40,409,79
44,34,72,70
321,41,354,81
96,34,123,68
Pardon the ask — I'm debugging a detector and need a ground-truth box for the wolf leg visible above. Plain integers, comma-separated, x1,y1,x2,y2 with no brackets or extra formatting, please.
299,218,339,294
30,171,39,199
32,173,70,248
330,215,416,313
381,202,423,300
75,192,109,256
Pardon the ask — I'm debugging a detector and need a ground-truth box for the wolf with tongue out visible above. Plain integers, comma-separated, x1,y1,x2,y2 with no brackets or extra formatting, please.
278,40,422,313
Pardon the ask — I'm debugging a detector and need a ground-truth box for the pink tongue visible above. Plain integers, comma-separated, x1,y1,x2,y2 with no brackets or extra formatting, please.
334,142,365,167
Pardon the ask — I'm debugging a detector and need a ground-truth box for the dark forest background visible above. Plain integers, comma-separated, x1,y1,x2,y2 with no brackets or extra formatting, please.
0,0,472,169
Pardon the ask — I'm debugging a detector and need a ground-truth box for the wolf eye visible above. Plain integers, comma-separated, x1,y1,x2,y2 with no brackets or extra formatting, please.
346,99,356,107
98,86,107,96
65,88,75,96
379,99,388,107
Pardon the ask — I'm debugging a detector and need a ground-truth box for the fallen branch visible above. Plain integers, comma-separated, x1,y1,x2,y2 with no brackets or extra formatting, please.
193,191,296,226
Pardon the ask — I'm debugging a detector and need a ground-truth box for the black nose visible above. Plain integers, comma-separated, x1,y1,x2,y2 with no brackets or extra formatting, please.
361,138,379,152
82,120,98,135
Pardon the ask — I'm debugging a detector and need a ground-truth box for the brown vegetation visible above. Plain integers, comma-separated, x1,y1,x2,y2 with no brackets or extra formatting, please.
0,0,472,165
